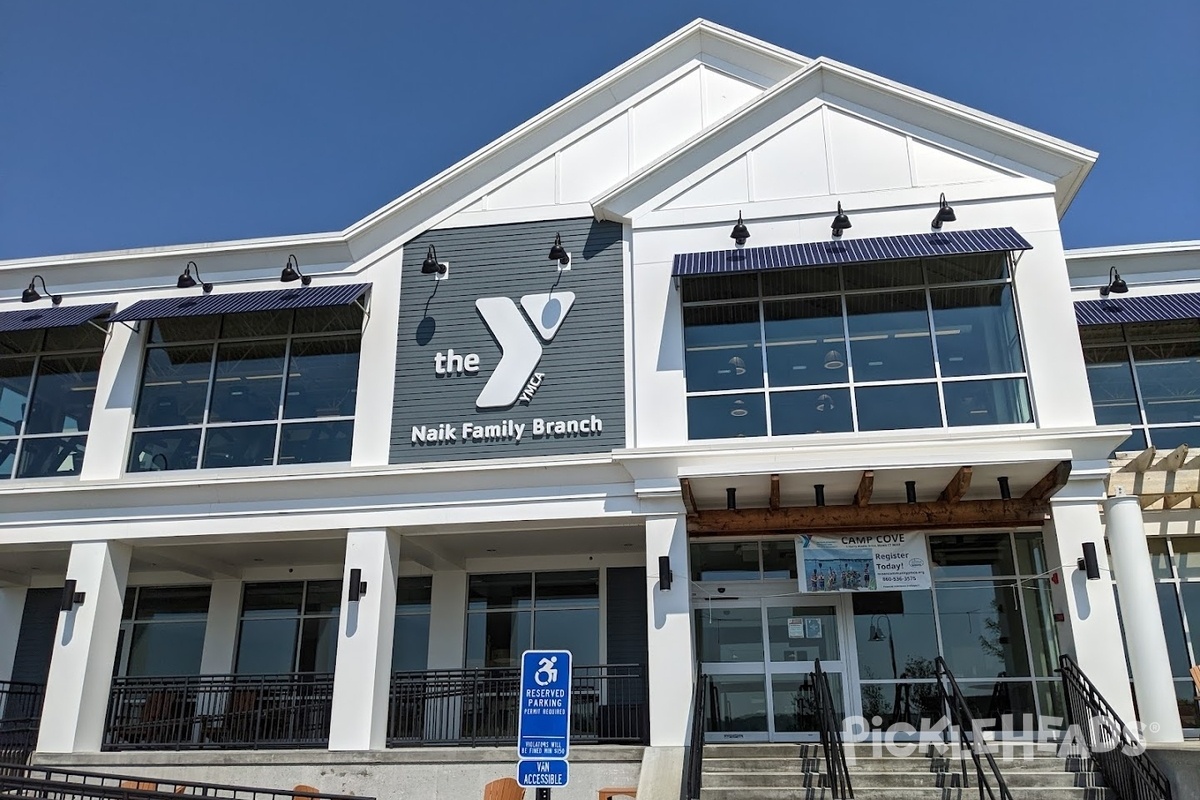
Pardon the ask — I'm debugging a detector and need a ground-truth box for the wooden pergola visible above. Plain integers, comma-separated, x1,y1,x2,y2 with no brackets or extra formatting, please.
1107,445,1200,509
682,461,1071,536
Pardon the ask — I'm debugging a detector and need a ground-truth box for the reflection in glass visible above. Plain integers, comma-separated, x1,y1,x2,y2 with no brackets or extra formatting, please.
15,435,86,478
683,305,763,392
24,354,102,433
854,384,941,431
1173,538,1200,579
209,341,286,423
393,577,433,672
127,622,207,676
534,608,600,663
707,675,767,732
236,618,298,673
846,291,934,382
1084,348,1141,425
128,429,202,472
1148,426,1200,451
465,609,532,667
931,285,1023,377
770,389,853,436
469,573,533,610
135,346,212,428
861,681,941,730
1147,538,1173,580
277,421,353,464
762,541,797,580
687,393,767,440
1022,580,1060,677
1156,583,1190,675
852,592,938,681
764,297,848,386
298,617,339,672
766,606,838,661
958,681,1036,730
929,534,1015,579
0,358,34,436
284,336,360,419
935,582,1029,678
690,542,760,581
1133,342,1200,424
772,673,843,733
202,425,277,468
694,608,764,663
943,378,1032,426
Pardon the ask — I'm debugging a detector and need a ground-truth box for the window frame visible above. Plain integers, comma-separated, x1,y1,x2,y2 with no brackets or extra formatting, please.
233,579,341,675
679,253,1034,441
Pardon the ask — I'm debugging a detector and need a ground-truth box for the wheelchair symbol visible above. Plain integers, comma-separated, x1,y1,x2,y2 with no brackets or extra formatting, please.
534,656,559,686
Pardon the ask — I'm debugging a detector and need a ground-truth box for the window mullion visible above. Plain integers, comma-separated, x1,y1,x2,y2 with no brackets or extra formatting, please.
757,278,772,435
1126,341,1152,446
273,326,294,465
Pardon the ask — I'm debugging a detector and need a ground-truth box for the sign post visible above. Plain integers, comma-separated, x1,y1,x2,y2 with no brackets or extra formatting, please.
517,650,572,797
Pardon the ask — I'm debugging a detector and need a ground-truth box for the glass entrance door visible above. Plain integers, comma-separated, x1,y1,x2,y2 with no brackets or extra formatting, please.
696,594,856,742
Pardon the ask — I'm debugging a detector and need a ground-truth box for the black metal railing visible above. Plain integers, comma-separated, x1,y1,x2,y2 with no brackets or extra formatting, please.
683,673,711,800
0,680,45,765
104,673,335,751
934,656,1013,800
0,763,369,800
1059,654,1172,800
813,659,854,800
386,664,647,747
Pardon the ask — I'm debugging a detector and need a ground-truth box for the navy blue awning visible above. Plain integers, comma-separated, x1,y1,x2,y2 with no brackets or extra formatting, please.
671,227,1032,277
1075,292,1200,326
0,303,116,333
109,284,370,323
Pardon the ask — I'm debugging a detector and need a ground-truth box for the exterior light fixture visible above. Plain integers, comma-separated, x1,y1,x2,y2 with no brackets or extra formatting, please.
823,350,844,370
814,484,826,507
548,233,570,267
726,488,737,510
176,261,213,293
729,399,748,417
60,579,86,611
280,254,312,286
727,356,747,376
658,555,673,591
815,393,834,412
421,245,448,278
905,481,917,504
831,202,852,238
1099,266,1128,297
1078,542,1101,580
347,568,368,602
730,212,750,246
931,193,956,230
998,476,1011,500
21,275,62,305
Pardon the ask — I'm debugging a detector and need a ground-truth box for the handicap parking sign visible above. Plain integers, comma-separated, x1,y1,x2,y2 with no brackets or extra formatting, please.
517,650,572,760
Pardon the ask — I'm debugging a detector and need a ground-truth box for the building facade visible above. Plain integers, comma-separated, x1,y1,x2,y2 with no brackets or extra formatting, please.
0,18,1194,800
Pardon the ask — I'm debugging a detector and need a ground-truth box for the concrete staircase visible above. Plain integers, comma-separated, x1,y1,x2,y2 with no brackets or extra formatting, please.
699,743,1112,800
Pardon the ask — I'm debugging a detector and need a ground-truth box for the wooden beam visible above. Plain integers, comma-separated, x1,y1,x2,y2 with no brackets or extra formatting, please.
853,471,874,507
1164,492,1193,509
688,499,1048,535
1127,447,1156,473
1022,460,1072,503
939,466,973,503
769,474,781,512
680,478,699,516
1161,444,1189,472
1140,494,1161,510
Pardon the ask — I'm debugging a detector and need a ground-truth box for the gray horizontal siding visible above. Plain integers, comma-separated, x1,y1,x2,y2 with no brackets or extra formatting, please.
390,218,625,463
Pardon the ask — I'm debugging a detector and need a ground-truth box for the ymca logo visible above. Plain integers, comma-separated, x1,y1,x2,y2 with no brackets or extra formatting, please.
474,291,576,409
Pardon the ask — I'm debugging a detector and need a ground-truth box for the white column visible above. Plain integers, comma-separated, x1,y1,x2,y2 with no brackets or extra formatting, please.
1045,488,1136,724
427,571,467,669
79,324,140,480
645,513,694,747
0,587,28,682
329,528,401,751
199,580,242,674
1106,492,1185,743
37,540,131,753
350,251,403,467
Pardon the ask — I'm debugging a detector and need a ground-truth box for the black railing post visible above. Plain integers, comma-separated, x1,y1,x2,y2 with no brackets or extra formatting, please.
683,672,710,800
812,659,854,800
934,656,1014,800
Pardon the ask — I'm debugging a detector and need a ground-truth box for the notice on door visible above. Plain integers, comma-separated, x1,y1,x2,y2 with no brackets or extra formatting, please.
797,533,930,592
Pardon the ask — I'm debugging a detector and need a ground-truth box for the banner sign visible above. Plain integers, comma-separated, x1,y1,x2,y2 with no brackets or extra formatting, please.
797,533,930,592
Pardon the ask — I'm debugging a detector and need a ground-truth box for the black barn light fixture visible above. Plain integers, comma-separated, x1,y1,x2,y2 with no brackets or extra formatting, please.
730,212,750,246
21,275,62,305
421,245,448,277
831,202,852,238
931,193,957,230
280,254,312,286
176,260,213,293
548,233,571,267
1099,266,1128,298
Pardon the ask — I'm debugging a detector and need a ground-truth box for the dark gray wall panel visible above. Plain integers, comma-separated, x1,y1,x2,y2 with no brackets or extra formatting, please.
391,218,625,463
605,566,648,668
11,589,59,684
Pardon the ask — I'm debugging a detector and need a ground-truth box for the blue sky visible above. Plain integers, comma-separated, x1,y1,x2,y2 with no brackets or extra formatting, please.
1,1,1196,260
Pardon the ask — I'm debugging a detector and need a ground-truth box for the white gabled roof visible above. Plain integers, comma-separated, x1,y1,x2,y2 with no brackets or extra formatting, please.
593,56,1098,222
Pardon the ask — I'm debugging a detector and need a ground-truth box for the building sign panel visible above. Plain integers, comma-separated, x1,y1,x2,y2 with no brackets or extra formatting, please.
391,219,624,463
797,533,931,592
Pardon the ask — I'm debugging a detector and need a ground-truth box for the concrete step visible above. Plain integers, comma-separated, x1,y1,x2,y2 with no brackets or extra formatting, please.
703,743,1087,760
702,756,1093,773
700,788,1115,800
701,770,1104,789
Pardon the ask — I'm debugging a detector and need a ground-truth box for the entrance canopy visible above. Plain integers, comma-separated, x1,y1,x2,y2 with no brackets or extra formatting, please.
671,227,1032,278
1074,292,1200,326
108,284,370,323
0,303,114,332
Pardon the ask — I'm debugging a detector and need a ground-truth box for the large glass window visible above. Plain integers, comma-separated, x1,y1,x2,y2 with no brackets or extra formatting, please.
465,571,599,667
117,585,211,677
128,306,362,472
1082,320,1200,453
0,323,105,479
235,580,340,674
393,577,433,672
682,252,1031,440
